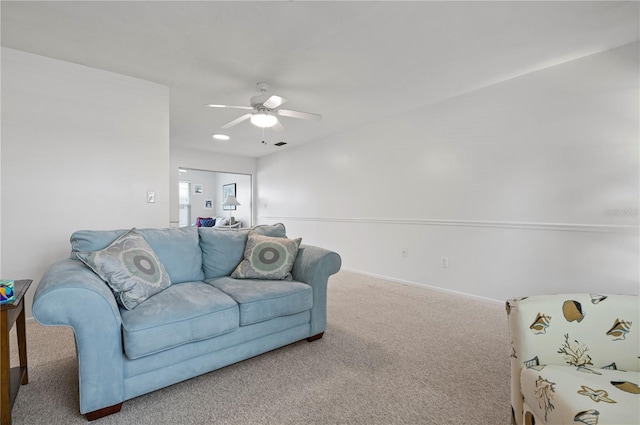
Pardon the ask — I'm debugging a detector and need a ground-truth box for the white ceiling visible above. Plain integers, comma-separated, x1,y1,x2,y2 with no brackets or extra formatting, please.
2,1,638,158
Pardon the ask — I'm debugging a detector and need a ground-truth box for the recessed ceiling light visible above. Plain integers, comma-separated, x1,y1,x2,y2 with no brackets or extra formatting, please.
212,133,230,141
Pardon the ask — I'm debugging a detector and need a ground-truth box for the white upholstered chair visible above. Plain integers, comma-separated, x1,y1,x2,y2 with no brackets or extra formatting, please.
506,294,639,425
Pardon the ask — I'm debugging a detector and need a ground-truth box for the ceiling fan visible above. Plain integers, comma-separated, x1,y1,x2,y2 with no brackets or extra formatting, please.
207,82,322,132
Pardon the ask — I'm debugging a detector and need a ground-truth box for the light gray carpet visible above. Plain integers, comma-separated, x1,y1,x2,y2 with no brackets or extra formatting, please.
9,271,511,424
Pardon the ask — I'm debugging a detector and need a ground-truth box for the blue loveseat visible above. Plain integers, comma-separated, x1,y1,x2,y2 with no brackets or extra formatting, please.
32,224,341,420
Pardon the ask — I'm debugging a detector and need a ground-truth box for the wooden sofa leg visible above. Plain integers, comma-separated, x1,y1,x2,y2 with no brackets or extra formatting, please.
85,403,123,421
307,332,324,342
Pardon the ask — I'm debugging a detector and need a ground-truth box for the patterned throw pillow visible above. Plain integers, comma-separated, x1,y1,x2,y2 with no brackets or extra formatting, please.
76,228,171,310
231,232,302,280
197,217,215,227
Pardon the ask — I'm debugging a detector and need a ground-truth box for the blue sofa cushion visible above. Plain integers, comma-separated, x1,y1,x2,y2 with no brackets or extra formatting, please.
120,281,239,359
70,227,204,284
137,227,204,283
198,223,287,279
206,276,312,326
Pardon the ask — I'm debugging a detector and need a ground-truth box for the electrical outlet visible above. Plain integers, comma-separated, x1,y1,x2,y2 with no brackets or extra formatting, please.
401,248,408,257
440,256,449,268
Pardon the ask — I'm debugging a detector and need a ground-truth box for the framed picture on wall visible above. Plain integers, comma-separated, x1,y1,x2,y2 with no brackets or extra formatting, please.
204,199,213,210
194,184,203,194
223,183,236,210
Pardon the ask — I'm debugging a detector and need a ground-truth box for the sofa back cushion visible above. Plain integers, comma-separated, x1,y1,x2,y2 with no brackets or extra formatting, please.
198,223,286,279
70,226,204,284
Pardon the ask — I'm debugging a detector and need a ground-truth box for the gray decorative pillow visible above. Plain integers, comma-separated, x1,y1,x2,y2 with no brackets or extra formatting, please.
76,228,171,310
231,232,302,280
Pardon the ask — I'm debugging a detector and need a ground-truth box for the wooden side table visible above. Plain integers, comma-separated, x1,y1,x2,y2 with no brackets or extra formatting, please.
1,279,32,425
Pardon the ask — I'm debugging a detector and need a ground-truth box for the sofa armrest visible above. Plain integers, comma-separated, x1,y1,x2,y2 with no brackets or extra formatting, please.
32,258,125,414
506,293,639,425
291,245,342,336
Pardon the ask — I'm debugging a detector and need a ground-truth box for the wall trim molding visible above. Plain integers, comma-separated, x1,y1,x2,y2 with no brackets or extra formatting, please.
259,216,638,234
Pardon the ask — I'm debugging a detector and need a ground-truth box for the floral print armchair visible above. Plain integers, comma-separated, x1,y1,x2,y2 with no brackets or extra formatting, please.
506,294,639,425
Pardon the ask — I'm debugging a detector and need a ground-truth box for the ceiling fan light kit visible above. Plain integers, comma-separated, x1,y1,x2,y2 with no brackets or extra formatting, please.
208,82,322,133
250,112,278,128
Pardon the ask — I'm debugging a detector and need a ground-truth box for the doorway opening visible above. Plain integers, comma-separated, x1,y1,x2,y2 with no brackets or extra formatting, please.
178,168,252,228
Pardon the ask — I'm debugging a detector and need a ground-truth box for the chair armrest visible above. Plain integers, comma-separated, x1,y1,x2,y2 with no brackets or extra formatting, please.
291,245,342,336
32,258,125,414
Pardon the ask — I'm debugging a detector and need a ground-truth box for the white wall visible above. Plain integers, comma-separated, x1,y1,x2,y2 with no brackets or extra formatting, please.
170,147,256,226
1,48,170,316
256,43,640,301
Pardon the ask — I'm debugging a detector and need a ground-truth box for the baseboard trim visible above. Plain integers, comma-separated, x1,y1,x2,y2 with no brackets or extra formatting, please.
341,267,504,306
260,216,638,233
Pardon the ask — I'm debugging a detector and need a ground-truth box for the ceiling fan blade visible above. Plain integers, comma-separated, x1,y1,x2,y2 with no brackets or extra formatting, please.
220,113,252,129
272,118,286,133
263,95,287,109
207,104,254,110
276,109,322,121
